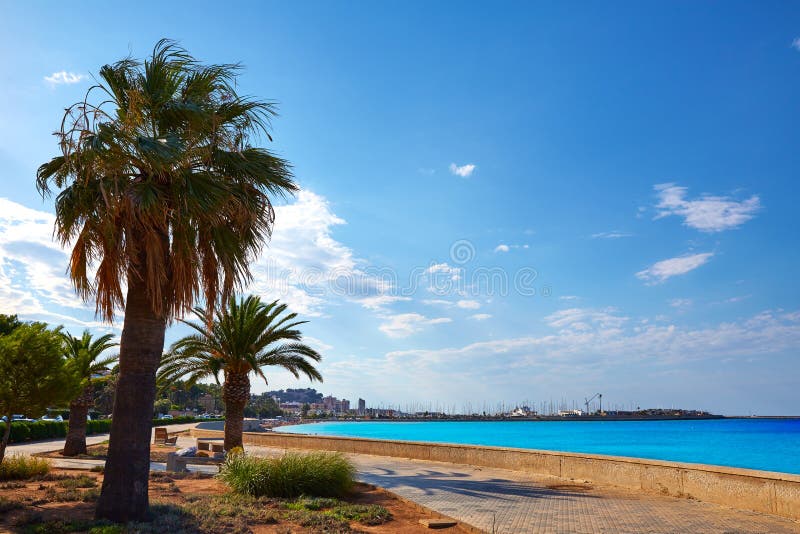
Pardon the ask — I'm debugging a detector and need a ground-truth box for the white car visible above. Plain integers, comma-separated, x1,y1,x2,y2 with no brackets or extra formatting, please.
39,415,64,423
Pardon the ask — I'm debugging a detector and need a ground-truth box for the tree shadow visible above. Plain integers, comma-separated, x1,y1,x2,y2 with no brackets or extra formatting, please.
358,466,601,502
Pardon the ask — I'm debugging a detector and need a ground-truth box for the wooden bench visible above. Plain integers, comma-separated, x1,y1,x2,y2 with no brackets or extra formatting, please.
154,427,178,446
166,452,224,473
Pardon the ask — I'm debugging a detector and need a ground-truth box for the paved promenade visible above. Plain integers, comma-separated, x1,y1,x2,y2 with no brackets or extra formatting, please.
244,444,800,534
9,432,800,533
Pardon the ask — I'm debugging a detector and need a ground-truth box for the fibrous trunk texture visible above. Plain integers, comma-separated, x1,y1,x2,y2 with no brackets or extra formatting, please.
222,371,250,451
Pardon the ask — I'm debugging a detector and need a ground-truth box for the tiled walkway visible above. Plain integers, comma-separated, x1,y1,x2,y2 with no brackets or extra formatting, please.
10,433,800,533
245,444,800,534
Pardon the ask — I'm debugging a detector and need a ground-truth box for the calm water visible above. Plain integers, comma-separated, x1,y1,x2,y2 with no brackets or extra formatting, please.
277,419,800,474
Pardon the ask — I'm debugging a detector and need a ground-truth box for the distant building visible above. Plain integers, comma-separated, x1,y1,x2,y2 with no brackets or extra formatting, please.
280,401,303,414
358,398,366,415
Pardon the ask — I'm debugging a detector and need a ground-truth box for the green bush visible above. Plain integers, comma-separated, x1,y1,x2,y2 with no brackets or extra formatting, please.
0,416,221,444
0,454,51,480
218,451,355,498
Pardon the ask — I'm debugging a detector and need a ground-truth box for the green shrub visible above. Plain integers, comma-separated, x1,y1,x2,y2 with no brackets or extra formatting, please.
219,451,355,498
0,454,51,480
57,474,97,489
0,416,221,444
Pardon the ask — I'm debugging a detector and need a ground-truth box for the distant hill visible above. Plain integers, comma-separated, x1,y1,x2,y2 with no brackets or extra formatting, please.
264,388,323,404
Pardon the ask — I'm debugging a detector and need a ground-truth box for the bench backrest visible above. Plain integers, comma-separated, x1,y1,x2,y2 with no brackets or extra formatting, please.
154,427,168,442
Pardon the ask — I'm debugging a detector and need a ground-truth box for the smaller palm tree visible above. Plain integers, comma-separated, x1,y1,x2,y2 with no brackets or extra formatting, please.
61,331,118,456
159,296,322,450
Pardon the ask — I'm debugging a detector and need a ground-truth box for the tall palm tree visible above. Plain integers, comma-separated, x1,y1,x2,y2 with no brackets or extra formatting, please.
61,331,118,456
159,296,322,450
36,40,296,522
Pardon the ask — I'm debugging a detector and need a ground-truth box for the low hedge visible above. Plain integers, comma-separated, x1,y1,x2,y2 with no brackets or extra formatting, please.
1,416,222,444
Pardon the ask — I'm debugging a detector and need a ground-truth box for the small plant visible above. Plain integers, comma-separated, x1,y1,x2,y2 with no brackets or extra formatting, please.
90,465,104,473
330,503,392,525
57,474,97,489
0,454,51,480
219,451,355,498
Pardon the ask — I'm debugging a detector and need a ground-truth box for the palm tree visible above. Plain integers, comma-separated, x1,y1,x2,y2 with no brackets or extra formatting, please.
159,296,322,450
61,331,118,456
36,40,297,522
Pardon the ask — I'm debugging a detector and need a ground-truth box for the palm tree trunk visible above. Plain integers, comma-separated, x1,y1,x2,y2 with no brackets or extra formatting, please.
95,274,166,522
63,386,93,456
222,372,250,451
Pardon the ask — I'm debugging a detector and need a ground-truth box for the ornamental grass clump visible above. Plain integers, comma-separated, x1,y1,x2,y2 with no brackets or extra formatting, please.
218,451,355,498
0,454,51,480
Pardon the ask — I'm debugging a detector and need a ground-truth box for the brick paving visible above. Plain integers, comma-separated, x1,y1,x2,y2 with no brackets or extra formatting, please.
245,444,800,534
11,433,800,533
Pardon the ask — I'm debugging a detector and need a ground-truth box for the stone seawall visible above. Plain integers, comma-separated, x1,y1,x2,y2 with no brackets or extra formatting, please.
190,428,800,521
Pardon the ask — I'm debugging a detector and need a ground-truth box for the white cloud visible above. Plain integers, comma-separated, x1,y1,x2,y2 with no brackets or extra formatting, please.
636,252,713,284
545,307,628,332
378,313,452,338
494,243,528,253
669,298,693,309
385,309,800,370
456,299,480,310
449,163,476,178
559,295,579,301
0,198,116,330
422,299,454,307
469,313,492,321
426,262,462,282
792,38,800,51
44,71,85,85
654,183,760,232
591,231,632,239
355,295,411,311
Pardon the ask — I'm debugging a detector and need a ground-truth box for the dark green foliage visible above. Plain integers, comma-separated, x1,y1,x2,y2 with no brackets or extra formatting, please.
265,388,323,404
0,314,22,336
218,451,355,498
0,416,220,444
0,322,80,461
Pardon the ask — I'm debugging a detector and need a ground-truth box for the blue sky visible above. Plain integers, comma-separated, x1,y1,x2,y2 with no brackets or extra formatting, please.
1,2,798,415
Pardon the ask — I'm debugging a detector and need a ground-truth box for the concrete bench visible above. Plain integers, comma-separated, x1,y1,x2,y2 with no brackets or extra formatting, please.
196,438,225,453
166,452,224,473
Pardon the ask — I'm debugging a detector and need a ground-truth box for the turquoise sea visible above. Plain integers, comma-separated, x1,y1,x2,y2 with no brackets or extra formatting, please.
276,419,800,475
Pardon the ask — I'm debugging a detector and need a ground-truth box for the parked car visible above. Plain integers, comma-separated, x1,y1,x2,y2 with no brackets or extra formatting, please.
11,415,35,422
38,415,64,422
158,414,173,420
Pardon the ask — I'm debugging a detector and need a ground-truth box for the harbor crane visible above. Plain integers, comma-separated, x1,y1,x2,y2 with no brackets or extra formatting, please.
585,393,602,415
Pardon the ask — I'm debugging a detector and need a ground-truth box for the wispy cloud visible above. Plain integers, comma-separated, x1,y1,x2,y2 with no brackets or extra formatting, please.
456,299,480,310
449,163,476,178
44,71,85,85
654,183,760,232
378,313,452,338
494,243,529,253
636,252,714,284
469,313,492,320
385,309,800,370
426,262,462,282
792,37,800,51
591,231,632,239
669,298,693,309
